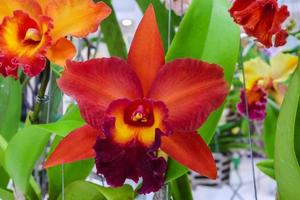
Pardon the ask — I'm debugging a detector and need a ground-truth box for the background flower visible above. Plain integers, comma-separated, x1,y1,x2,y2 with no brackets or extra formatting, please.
0,0,111,78
237,53,298,120
229,0,290,47
164,0,191,16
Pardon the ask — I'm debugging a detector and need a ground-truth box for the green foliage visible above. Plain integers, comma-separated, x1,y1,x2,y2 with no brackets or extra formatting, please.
165,159,189,183
0,135,9,189
169,174,193,200
5,126,49,198
0,188,14,200
4,105,85,198
164,0,240,181
263,104,279,158
0,77,21,141
257,159,275,179
275,61,300,200
1,134,41,199
57,181,134,200
38,104,85,137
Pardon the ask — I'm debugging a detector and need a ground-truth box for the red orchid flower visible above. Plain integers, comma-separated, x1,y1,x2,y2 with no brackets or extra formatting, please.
229,0,289,48
0,0,111,78
44,5,227,194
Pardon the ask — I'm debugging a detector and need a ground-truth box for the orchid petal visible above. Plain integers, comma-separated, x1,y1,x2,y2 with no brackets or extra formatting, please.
243,57,270,89
270,53,298,82
45,0,111,42
0,0,42,21
44,125,104,168
128,5,165,95
161,131,217,179
46,37,76,67
148,59,227,131
58,58,143,129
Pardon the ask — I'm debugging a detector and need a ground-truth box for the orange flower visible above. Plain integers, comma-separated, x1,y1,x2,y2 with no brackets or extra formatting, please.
0,0,111,78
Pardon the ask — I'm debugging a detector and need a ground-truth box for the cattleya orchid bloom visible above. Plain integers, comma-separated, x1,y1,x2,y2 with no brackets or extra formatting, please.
0,0,111,78
237,53,298,120
229,0,290,48
44,5,227,194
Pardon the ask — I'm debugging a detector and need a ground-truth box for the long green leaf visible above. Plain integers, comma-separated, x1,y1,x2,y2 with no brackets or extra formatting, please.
164,0,239,182
37,104,84,137
0,135,9,189
170,174,193,200
0,134,41,199
0,188,14,200
4,105,84,198
4,126,50,197
57,181,134,200
275,61,300,200
263,104,279,158
0,77,21,141
257,159,275,179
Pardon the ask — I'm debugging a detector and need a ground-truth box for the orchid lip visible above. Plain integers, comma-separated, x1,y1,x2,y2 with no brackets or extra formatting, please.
124,99,155,127
102,98,171,147
24,28,41,42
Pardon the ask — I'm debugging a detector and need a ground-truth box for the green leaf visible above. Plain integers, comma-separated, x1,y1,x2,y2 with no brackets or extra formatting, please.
0,167,9,189
60,104,83,122
5,126,50,197
263,104,279,158
256,159,275,179
170,174,193,200
57,181,134,200
47,136,94,200
1,134,41,199
0,77,22,141
0,135,9,189
38,120,85,137
37,104,85,137
275,61,300,200
165,160,188,182
4,103,85,196
164,0,239,181
99,0,128,59
0,188,14,200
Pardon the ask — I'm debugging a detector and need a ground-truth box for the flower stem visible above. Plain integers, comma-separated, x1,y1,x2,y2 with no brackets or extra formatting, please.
30,60,50,124
239,41,258,200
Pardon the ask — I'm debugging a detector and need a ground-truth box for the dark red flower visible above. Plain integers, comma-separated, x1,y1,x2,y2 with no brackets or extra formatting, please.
237,86,267,121
44,5,228,194
229,0,289,48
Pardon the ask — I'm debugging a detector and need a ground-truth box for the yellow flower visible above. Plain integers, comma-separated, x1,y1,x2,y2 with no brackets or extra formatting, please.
243,53,298,103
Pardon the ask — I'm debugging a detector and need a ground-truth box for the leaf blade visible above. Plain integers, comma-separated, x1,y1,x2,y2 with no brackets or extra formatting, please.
275,61,300,200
